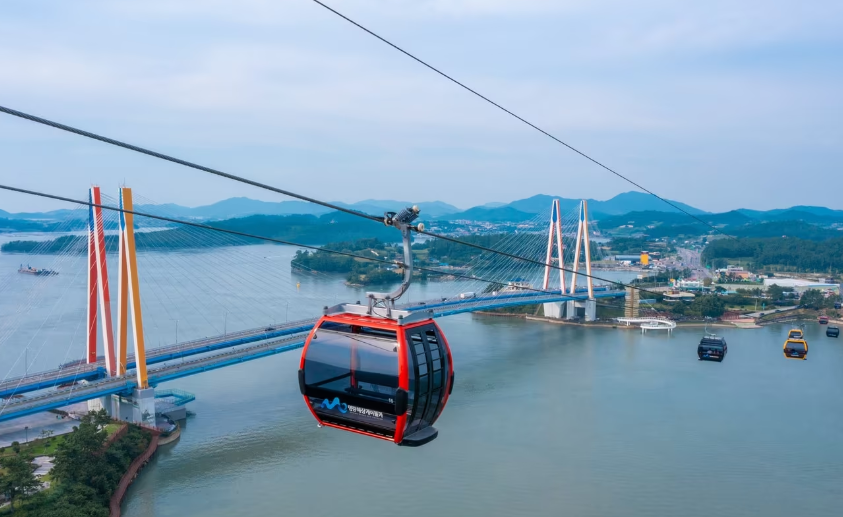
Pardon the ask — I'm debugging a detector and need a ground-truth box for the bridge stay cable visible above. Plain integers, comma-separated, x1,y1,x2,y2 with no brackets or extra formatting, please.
0,183,671,301
307,0,733,240
0,184,554,296
0,212,111,413
0,105,383,225
0,105,699,296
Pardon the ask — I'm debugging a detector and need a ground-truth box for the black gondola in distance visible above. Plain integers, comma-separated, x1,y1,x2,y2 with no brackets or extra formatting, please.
827,326,839,338
783,328,808,360
698,334,727,362
298,205,454,446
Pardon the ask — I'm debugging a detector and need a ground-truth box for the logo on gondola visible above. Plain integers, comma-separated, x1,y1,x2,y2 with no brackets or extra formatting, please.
320,397,348,413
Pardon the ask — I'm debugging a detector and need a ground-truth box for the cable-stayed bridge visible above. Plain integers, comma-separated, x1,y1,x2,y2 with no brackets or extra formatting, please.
0,187,628,424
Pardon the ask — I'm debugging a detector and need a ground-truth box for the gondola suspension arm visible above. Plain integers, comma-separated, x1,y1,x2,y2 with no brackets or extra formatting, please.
366,206,423,317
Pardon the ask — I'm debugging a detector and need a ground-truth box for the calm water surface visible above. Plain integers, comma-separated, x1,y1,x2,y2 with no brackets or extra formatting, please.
2,239,842,516
119,317,843,517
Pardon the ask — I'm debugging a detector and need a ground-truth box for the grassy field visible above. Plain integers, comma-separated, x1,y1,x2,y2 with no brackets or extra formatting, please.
0,422,123,459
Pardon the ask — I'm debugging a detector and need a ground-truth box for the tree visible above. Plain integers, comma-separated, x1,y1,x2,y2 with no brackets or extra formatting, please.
90,408,111,429
800,289,827,310
30,484,109,517
0,451,40,512
767,284,785,301
51,411,110,489
691,295,726,318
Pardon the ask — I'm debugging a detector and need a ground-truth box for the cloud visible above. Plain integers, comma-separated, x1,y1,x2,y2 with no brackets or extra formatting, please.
0,0,841,212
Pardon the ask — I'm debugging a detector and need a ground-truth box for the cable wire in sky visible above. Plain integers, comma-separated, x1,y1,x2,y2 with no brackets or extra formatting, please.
0,104,712,286
0,105,382,224
0,104,672,299
308,0,733,239
0,183,669,300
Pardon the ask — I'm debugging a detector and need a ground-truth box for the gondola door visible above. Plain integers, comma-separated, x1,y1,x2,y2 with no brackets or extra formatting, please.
403,324,450,441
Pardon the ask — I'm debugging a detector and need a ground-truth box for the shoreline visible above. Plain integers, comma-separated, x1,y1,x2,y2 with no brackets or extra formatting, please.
157,423,181,446
474,311,750,329
109,427,161,517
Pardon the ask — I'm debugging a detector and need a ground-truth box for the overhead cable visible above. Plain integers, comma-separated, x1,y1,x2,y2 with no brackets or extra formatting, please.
0,105,382,223
308,0,732,239
0,107,677,298
0,183,672,300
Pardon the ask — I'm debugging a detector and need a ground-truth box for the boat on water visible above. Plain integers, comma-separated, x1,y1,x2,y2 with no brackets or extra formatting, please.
18,264,58,276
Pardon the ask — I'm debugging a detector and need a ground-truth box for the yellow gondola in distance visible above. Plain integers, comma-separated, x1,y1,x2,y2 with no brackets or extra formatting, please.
783,328,808,360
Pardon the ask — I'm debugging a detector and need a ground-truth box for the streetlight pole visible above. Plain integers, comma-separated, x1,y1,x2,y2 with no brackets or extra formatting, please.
24,426,29,444
176,319,183,364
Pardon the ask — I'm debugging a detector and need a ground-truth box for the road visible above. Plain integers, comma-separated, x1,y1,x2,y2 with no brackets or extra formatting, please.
0,289,629,422
0,334,308,422
677,247,712,280
744,306,799,318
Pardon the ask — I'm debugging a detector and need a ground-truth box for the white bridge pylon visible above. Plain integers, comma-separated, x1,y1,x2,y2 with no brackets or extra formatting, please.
542,199,565,292
542,199,594,297
542,199,596,321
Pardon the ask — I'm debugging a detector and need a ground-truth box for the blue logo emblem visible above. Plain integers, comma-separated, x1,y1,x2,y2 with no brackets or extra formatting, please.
320,397,348,413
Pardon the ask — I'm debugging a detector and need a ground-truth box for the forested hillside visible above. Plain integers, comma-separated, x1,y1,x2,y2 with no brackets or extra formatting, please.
702,237,843,273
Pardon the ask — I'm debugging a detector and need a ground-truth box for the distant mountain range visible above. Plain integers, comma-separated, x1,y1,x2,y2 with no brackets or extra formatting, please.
0,198,462,222
3,191,843,229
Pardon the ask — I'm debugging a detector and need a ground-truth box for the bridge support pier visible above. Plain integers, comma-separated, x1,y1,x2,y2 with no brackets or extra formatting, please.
585,299,596,322
543,302,564,319
109,388,156,425
87,396,117,416
88,395,125,419
565,301,576,320
134,387,156,427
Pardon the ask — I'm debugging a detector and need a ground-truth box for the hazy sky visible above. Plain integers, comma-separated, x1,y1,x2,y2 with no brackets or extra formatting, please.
1,0,841,213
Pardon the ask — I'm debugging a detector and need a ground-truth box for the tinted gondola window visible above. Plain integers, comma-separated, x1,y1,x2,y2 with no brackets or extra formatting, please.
406,331,429,434
422,328,446,424
786,341,806,352
404,325,449,437
304,329,399,402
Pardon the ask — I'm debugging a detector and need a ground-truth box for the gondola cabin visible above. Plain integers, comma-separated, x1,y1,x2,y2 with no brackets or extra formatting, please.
783,328,808,360
299,305,453,447
827,326,840,338
697,335,727,362
818,315,829,325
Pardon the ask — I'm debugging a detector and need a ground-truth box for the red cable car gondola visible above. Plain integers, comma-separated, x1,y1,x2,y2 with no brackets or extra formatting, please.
298,206,454,446
298,307,453,446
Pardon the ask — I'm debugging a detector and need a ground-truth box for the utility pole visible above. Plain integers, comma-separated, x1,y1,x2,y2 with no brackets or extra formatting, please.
176,319,183,364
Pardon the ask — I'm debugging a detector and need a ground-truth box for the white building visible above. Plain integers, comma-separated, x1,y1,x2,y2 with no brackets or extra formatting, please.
763,278,840,295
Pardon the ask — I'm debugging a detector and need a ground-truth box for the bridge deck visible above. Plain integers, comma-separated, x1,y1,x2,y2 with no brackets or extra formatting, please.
0,290,624,421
